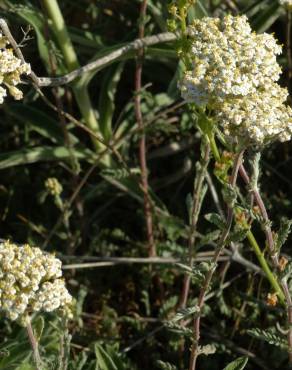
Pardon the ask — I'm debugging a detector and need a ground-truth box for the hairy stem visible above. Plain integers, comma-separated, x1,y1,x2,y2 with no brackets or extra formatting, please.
208,133,221,162
180,143,210,308
208,134,285,301
246,230,285,303
189,149,244,370
134,0,155,257
239,164,292,364
26,321,42,370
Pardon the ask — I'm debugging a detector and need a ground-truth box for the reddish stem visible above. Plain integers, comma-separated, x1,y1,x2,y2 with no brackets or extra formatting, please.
26,321,42,370
134,0,156,257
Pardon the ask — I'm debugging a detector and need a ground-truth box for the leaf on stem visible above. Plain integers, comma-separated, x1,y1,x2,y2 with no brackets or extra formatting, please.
205,213,226,230
222,356,248,370
157,361,177,370
247,328,287,349
170,306,200,324
275,218,292,253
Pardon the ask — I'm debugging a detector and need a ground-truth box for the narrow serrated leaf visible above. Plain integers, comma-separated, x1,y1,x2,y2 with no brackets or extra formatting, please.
170,306,200,323
276,218,292,252
247,328,287,349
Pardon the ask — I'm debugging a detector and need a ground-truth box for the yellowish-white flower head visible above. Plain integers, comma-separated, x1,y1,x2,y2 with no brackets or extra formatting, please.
180,15,282,105
179,15,292,146
214,83,292,145
0,240,72,326
0,33,30,103
279,0,292,10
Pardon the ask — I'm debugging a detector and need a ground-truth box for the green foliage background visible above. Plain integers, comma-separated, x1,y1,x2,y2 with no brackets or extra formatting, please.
0,0,291,369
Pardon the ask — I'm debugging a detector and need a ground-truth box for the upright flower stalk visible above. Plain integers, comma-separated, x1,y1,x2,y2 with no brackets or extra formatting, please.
179,142,210,308
189,149,244,370
176,11,292,367
209,134,285,303
239,163,292,362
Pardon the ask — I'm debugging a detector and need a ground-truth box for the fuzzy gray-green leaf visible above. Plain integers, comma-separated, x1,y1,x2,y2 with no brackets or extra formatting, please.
205,213,226,230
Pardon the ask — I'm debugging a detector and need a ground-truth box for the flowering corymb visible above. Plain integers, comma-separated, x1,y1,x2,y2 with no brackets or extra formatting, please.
180,15,282,105
0,240,72,326
179,15,292,146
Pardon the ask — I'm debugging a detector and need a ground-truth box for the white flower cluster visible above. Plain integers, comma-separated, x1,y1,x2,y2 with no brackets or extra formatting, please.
0,240,72,326
215,85,292,143
0,33,30,103
179,15,292,145
279,0,292,9
180,16,281,104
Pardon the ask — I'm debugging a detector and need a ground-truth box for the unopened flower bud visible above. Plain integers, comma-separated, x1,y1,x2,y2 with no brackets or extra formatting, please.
279,256,289,272
45,178,63,196
267,293,278,307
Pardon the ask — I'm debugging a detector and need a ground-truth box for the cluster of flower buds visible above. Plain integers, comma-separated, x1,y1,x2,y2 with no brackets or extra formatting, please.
0,240,72,326
45,178,63,197
0,33,30,103
167,1,195,32
179,15,292,146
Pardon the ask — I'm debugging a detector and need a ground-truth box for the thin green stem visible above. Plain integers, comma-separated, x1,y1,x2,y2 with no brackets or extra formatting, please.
207,133,285,302
179,7,187,35
177,2,192,69
207,133,220,162
246,230,285,304
42,0,106,154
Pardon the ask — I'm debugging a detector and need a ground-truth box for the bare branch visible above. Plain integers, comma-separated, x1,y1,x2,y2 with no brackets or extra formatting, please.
0,17,176,87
